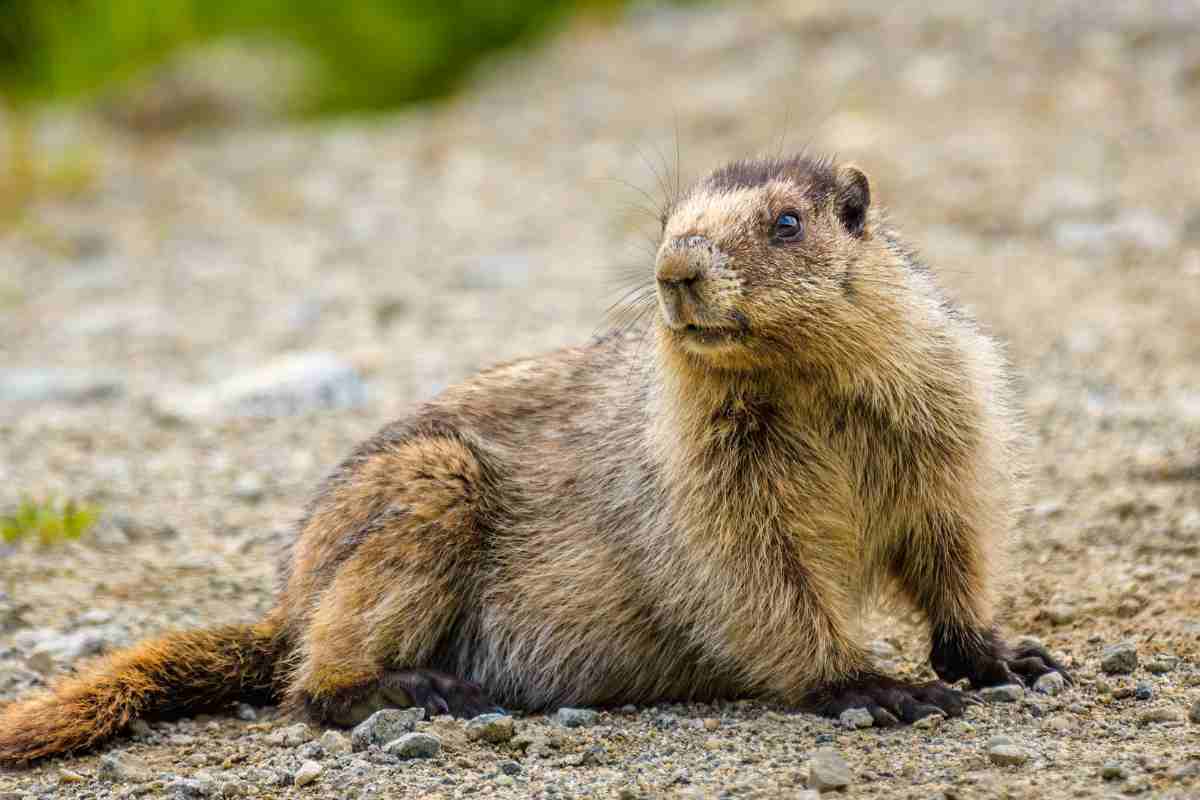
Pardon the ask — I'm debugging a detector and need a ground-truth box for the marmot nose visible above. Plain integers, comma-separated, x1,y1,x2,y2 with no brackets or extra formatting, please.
656,234,711,287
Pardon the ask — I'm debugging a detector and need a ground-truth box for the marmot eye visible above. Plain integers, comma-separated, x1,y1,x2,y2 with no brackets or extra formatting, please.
773,212,803,241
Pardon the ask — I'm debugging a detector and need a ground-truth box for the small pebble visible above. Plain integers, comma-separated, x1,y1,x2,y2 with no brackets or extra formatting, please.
1190,698,1200,724
1145,658,1177,674
267,722,313,748
1135,682,1153,701
235,703,258,721
1138,707,1182,725
987,743,1030,766
702,717,720,731
556,707,599,728
320,729,352,754
1041,714,1073,734
466,712,516,743
97,753,153,783
351,708,425,751
913,713,943,730
1100,642,1138,675
838,708,874,729
293,760,323,787
1034,672,1066,696
980,684,1024,703
296,741,324,761
808,747,852,791
498,759,522,775
58,769,85,784
1101,761,1129,781
383,732,442,759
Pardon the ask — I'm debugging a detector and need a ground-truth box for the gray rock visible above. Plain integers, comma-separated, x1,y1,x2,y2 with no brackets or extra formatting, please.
293,760,323,787
1135,682,1153,701
1053,210,1178,254
838,708,873,729
351,708,424,751
556,707,599,728
498,759,522,775
653,713,677,729
1034,672,1066,696
153,351,367,421
1100,642,1138,675
383,732,442,759
912,712,943,730
17,626,124,672
466,712,516,743
169,775,216,798
980,684,1024,703
987,743,1030,766
1101,761,1129,781
234,703,258,722
1145,657,1177,674
319,729,352,754
1041,714,1073,734
0,369,123,406
808,747,852,791
267,722,313,747
97,754,153,783
218,778,248,798
296,741,324,760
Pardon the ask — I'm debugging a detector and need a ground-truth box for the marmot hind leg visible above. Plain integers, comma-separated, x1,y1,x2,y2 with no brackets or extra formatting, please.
302,668,501,727
283,436,502,726
805,673,974,726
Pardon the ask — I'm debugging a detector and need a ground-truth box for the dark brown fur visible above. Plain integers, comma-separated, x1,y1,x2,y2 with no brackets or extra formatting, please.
0,154,1070,765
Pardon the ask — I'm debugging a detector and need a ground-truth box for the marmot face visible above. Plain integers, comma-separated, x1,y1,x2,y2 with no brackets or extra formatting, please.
654,155,873,371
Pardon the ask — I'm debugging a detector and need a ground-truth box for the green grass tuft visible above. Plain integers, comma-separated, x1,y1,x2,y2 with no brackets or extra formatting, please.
0,496,100,546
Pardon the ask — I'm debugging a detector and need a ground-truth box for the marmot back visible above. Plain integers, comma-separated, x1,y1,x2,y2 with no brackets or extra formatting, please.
0,154,1069,765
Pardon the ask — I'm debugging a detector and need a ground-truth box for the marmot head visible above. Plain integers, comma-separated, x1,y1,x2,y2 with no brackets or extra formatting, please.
654,155,881,371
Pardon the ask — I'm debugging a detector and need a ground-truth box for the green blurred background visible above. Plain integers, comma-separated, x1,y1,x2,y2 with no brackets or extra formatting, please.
0,0,632,113
0,0,648,215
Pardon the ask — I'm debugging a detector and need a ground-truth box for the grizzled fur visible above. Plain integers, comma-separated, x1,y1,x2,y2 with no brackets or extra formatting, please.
0,155,1069,765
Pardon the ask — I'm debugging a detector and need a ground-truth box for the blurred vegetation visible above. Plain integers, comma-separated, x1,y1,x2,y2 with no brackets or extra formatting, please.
0,0,639,218
1,496,100,546
0,0,630,114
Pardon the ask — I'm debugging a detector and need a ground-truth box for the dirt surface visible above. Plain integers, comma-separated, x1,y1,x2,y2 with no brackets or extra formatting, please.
2,0,1199,797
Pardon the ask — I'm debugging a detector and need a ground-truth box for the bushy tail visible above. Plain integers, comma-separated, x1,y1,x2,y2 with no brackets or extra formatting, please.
0,615,285,766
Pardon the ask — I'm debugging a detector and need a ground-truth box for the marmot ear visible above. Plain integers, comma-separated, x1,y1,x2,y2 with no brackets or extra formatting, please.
835,165,870,237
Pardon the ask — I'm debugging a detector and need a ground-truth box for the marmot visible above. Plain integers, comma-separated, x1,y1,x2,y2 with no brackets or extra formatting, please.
0,154,1070,764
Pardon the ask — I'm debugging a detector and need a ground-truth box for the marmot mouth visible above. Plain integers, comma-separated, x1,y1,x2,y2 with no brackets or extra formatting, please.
677,324,745,345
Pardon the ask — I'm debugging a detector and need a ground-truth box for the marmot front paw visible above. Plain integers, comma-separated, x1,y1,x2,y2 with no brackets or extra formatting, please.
930,627,1072,689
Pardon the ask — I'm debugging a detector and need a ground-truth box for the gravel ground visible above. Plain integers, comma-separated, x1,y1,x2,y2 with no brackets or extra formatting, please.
1,0,1199,797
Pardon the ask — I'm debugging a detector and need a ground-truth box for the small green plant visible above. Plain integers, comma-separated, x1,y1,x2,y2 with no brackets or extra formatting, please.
0,496,100,546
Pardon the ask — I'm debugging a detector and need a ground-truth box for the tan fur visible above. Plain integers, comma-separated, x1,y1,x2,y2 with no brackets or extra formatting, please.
0,154,1039,765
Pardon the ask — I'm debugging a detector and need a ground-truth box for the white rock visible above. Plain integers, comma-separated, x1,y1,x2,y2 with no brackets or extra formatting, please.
153,351,366,421
0,369,123,406
293,760,323,787
808,747,852,791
